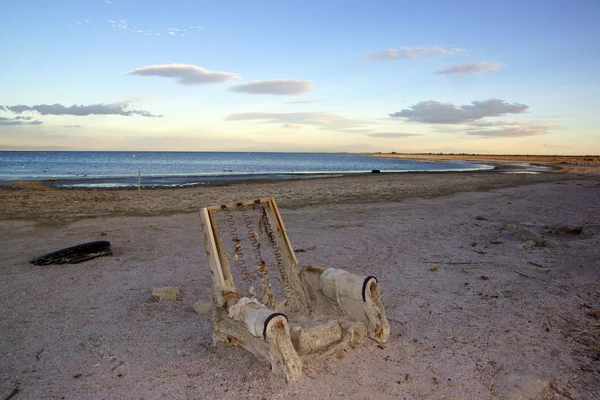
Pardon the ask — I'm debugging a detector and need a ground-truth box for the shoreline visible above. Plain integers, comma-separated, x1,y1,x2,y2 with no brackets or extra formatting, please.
1,166,594,227
0,158,559,191
374,152,600,166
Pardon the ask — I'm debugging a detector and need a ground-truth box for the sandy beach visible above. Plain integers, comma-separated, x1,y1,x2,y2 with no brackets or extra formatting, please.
1,162,599,399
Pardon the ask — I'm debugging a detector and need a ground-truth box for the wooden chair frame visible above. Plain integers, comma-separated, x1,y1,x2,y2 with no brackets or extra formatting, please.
200,197,390,381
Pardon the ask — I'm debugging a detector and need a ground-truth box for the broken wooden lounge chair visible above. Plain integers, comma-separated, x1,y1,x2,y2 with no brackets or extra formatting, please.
200,197,390,382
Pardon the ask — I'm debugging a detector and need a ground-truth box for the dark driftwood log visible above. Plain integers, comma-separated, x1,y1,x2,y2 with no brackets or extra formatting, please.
30,241,112,266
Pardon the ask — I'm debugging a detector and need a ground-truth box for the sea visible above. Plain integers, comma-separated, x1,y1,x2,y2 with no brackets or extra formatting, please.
0,151,494,189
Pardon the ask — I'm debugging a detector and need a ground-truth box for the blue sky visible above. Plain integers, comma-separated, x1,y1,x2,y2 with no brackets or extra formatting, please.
1,0,598,153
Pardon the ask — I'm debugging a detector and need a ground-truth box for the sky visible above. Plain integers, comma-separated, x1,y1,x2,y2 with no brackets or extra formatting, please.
1,0,599,154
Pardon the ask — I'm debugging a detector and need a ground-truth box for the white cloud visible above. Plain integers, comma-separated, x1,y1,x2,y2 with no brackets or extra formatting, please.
467,120,530,127
105,19,202,37
389,98,528,124
465,127,545,137
368,133,421,138
226,111,374,133
126,64,241,85
433,119,559,138
4,102,161,117
362,46,465,62
283,123,302,129
230,79,314,95
434,62,502,75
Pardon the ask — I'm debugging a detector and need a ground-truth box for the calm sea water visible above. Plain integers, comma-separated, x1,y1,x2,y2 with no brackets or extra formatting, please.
0,151,492,188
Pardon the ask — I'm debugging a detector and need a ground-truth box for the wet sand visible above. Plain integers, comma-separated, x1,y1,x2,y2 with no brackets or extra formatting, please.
1,164,599,399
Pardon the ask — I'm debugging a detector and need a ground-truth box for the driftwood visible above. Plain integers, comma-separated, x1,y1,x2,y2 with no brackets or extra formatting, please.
30,241,112,266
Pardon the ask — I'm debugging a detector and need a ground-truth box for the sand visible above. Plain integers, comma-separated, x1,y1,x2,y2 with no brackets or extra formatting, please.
1,166,599,399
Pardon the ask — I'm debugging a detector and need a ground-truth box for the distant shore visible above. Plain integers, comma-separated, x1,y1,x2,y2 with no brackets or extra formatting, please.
374,153,600,166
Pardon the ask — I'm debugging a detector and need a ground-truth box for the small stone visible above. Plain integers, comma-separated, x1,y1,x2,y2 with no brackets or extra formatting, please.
490,239,504,244
475,215,490,221
151,286,180,302
100,232,107,236
193,300,212,314
520,240,537,249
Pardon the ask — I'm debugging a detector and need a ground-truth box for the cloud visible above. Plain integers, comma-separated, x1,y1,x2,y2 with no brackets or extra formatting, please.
64,125,84,128
283,123,302,129
126,64,241,85
465,127,546,137
0,117,43,126
389,98,528,124
434,62,502,75
4,102,161,117
544,144,569,149
467,120,530,127
0,106,5,111
368,133,421,138
229,79,314,95
362,46,464,62
226,111,374,133
285,100,322,104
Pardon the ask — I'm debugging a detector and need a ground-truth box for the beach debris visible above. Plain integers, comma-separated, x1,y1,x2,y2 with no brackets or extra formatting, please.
527,261,549,269
475,215,490,221
4,388,20,400
200,197,390,382
193,300,212,314
549,225,583,235
371,169,381,173
30,241,112,266
293,246,316,253
490,239,503,244
502,224,556,248
151,286,180,302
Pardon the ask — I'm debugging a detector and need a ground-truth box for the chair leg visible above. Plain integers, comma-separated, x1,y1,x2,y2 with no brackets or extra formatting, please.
265,315,304,382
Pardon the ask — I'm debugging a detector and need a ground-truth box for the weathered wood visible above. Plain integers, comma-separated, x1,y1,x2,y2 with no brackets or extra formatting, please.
262,199,309,310
30,241,112,266
205,198,272,213
200,208,235,305
199,197,390,382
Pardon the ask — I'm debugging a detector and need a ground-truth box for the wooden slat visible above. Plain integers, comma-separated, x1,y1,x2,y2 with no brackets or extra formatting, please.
208,209,235,289
200,208,226,289
263,199,308,308
205,197,273,212
267,198,300,266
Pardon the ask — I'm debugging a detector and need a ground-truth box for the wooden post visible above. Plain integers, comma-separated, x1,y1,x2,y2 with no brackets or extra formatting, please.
137,171,141,193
